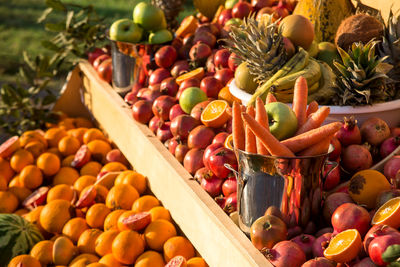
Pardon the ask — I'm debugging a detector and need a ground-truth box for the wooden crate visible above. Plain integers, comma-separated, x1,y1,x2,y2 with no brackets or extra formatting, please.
53,61,271,267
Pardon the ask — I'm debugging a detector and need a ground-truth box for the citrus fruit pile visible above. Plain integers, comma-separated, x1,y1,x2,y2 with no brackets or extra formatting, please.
0,115,207,267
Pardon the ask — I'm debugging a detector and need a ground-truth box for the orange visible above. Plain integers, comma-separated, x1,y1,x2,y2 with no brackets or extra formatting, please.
58,135,80,156
30,240,54,266
324,229,362,263
83,128,108,144
69,253,99,267
68,127,88,144
0,176,7,191
117,210,137,231
20,130,48,148
8,186,32,203
25,141,46,158
53,166,80,185
8,254,41,267
187,257,208,267
44,128,68,147
176,15,198,38
99,254,124,266
104,209,126,231
46,147,63,159
62,155,75,167
19,165,43,189
74,175,97,194
115,170,147,195
0,157,15,182
372,196,400,228
14,208,29,216
52,235,76,265
112,230,145,265
218,86,241,106
144,219,177,251
62,217,90,243
106,184,139,210
40,199,72,233
87,263,108,267
0,191,18,213
200,100,231,128
176,68,205,85
163,236,195,262
95,229,120,256
80,161,102,176
101,162,128,173
86,203,111,229
77,228,103,254
10,149,34,172
87,140,112,163
224,134,233,150
132,195,160,212
75,117,94,128
8,175,21,187
58,117,76,130
0,136,20,158
37,152,61,176
47,184,75,202
23,206,47,235
134,250,165,267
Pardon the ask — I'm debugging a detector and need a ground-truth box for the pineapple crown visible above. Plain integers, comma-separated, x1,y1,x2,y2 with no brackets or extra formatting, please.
379,9,400,79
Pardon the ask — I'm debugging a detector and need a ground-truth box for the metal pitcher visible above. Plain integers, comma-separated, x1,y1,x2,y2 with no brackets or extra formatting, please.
227,147,337,235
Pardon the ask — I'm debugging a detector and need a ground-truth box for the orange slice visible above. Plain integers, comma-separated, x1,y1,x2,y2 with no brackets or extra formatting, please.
176,68,205,85
201,100,231,128
323,229,362,263
176,15,198,38
218,86,241,106
224,134,233,150
372,197,400,228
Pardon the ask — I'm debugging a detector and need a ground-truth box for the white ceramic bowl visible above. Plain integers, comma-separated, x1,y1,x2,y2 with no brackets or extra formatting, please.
229,78,400,128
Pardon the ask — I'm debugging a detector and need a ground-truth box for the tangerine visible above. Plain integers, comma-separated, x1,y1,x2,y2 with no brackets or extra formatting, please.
44,128,68,148
163,236,195,262
134,250,165,267
30,240,54,266
25,141,46,158
39,199,72,233
132,195,160,212
47,184,75,202
53,166,80,185
74,117,94,128
187,257,208,267
104,209,126,231
77,228,103,254
58,135,80,156
83,128,108,144
0,157,15,182
80,161,102,176
101,161,128,173
86,203,111,229
106,184,139,210
115,170,147,195
144,219,177,251
10,149,34,172
112,230,145,265
62,155,75,167
8,255,41,267
62,217,89,244
87,140,112,163
74,175,96,194
95,229,119,256
99,253,124,266
19,165,43,189
0,191,18,213
37,152,61,176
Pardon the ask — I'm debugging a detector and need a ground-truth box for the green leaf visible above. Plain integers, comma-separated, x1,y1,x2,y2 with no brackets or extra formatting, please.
45,22,65,32
66,11,74,30
383,245,400,263
45,0,66,12
38,7,53,23
41,40,61,52
389,262,400,267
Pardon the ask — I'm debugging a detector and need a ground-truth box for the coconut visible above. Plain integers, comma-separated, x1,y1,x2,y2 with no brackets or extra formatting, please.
335,14,384,51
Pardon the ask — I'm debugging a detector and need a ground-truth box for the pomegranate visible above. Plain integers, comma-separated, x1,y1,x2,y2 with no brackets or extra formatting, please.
353,257,376,267
189,43,212,64
331,203,370,237
283,37,296,57
156,122,172,142
137,88,161,102
302,257,336,267
315,227,333,237
369,232,400,266
334,116,362,146
215,196,226,209
97,59,112,83
271,1,290,19
88,48,106,65
106,149,128,165
312,233,333,257
361,117,390,146
206,54,216,73
200,76,224,98
291,234,316,259
251,0,273,10
201,176,223,197
190,100,211,121
121,211,151,231
93,54,110,70
171,37,183,51
152,95,176,121
218,9,233,26
224,191,237,213
329,137,342,161
179,78,201,91
376,189,400,209
170,115,200,140
381,136,400,158
250,215,287,250
203,143,224,169
208,147,237,179
391,127,400,137
23,186,49,209
155,45,177,68
169,104,186,121
168,136,182,155
171,60,190,77
384,155,400,180
232,1,253,19
149,68,171,86
188,125,215,149
149,116,162,134
183,148,205,174
194,167,215,183
149,83,161,92
303,221,317,235
132,100,153,124
257,7,274,21
287,226,303,239
225,119,233,134
323,192,354,223
214,68,234,85
364,224,399,254
131,82,142,95
222,176,237,197
341,145,372,173
213,49,231,70
228,52,240,71
323,163,341,191
264,240,306,267
175,144,189,163
213,132,229,145
160,77,179,96
193,31,217,48
124,92,138,105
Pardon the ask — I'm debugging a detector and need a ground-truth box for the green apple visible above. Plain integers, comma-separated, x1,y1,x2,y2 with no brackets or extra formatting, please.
179,87,208,114
265,102,298,140
109,19,143,43
148,29,173,44
133,2,167,31
225,0,239,9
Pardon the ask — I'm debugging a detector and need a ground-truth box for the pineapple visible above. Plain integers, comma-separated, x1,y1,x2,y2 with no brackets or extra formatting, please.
151,0,185,30
333,40,391,106
224,15,288,85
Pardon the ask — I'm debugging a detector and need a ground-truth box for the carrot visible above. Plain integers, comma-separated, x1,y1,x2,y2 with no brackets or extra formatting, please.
255,97,269,155
298,136,332,156
296,106,330,135
245,106,257,153
306,100,319,117
232,101,245,151
242,113,295,157
266,93,277,104
292,76,308,129
281,122,342,153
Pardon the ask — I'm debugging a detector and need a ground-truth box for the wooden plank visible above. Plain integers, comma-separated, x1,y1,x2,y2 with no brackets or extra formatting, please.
359,0,400,20
62,60,271,267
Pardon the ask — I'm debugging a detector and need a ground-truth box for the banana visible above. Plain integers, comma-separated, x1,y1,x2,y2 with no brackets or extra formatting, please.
248,48,310,106
308,61,337,104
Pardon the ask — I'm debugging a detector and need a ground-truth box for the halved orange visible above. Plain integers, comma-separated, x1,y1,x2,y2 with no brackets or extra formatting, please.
176,15,198,38
323,229,362,263
218,86,241,106
372,197,400,228
176,68,205,85
201,100,231,128
224,134,233,150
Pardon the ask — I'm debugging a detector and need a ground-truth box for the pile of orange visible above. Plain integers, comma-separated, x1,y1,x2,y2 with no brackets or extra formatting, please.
1,115,207,267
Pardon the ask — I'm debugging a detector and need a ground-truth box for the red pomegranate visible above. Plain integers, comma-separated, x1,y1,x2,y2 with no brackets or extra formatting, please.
250,215,287,250
291,234,316,259
208,147,237,179
149,68,171,86
188,125,215,149
155,45,177,68
251,0,274,10
168,136,182,155
331,203,370,237
149,116,162,133
194,167,215,183
323,163,341,191
190,100,211,121
222,176,237,197
232,1,253,19
124,92,138,106
160,77,179,97
384,155,400,180
169,104,186,121
93,54,110,70
183,148,205,175
213,49,231,70
171,60,190,77
228,52,240,71
156,122,172,142
264,240,306,267
213,132,229,145
301,257,336,267
200,76,224,98
138,88,162,102
201,176,223,197
353,257,376,267
341,145,372,173
88,48,106,65
203,143,224,169
214,68,234,85
361,117,390,146
152,95,176,121
323,193,354,223
175,143,189,163
329,137,342,161
132,100,153,124
363,224,399,254
218,9,233,26
369,232,400,266
312,233,333,257
189,43,212,64
170,115,200,140
193,31,217,48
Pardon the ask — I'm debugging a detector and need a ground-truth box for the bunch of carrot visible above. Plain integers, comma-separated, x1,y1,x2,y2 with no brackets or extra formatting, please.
232,76,343,157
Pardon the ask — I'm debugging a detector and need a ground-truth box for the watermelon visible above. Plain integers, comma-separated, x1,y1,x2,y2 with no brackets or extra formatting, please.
0,214,43,266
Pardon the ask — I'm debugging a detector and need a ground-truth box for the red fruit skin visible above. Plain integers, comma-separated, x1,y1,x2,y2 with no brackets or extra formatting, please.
189,43,212,63
208,147,238,179
323,163,341,191
171,60,190,77
334,118,362,146
315,227,333,237
214,68,234,85
222,177,237,197
384,155,400,180
149,83,161,92
341,145,372,173
291,234,316,259
200,76,223,98
369,232,400,266
138,88,162,102
155,45,177,68
149,116,162,134
168,136,182,155
188,125,215,149
353,257,376,267
88,48,106,65
152,95,176,121
149,68,171,86
312,233,333,257
169,104,186,121
175,144,189,163
170,115,200,140
361,117,391,146
23,186,49,210
380,137,400,158
266,240,306,267
213,49,231,70
193,31,217,48
132,100,153,124
218,9,233,26
363,224,399,255
160,77,179,97
329,137,342,161
224,191,237,213
287,226,303,240
156,122,172,142
183,148,205,175
323,193,354,223
190,100,211,121
228,52,240,71
232,1,253,19
331,203,370,237
376,189,400,209
301,257,336,267
201,176,223,197
93,54,111,70
203,143,224,170
124,92,138,105
213,132,229,145
97,59,112,83
194,167,215,182
391,127,400,137
251,0,273,10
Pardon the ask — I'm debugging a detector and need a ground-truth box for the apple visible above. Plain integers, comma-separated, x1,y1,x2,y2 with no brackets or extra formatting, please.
109,19,143,43
225,0,239,9
133,2,167,31
149,29,173,44
232,1,252,19
265,102,298,140
93,54,111,71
